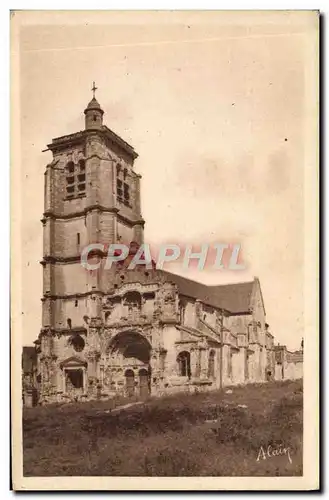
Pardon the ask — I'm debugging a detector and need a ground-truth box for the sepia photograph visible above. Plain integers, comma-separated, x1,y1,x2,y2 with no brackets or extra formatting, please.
11,10,319,491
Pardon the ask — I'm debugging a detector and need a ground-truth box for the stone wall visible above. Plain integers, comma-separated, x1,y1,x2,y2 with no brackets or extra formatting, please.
274,346,303,381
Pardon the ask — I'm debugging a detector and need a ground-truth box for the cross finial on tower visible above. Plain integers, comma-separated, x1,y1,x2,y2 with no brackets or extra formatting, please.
91,81,98,98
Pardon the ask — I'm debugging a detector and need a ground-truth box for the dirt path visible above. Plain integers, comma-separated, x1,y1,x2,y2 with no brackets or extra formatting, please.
98,400,145,415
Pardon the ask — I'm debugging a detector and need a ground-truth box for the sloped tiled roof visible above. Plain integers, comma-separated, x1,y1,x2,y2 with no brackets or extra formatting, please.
101,125,138,159
161,271,254,314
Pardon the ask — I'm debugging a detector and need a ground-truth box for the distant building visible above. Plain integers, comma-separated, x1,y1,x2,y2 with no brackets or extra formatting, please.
23,87,303,405
274,345,303,381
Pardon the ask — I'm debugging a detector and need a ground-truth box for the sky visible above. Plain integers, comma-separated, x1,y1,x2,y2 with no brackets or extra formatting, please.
16,11,317,349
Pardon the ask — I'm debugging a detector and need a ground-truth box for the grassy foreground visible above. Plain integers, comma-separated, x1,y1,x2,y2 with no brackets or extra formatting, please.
23,379,303,477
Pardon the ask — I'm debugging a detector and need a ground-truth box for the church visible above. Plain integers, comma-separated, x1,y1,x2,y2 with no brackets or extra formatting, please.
23,86,303,405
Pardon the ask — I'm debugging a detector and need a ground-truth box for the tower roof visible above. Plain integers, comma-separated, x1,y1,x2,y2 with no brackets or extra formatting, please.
84,81,104,115
84,97,104,115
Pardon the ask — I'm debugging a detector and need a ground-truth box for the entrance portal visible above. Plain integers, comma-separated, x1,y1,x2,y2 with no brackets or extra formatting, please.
107,331,152,398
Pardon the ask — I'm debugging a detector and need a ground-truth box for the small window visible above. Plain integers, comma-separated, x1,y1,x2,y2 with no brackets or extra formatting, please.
78,183,86,192
77,233,80,245
75,299,78,307
67,176,75,185
79,159,85,172
66,162,74,174
66,185,74,194
117,179,123,202
78,173,85,183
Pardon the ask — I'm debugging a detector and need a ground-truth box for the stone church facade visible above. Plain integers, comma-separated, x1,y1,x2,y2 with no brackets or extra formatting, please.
26,91,302,405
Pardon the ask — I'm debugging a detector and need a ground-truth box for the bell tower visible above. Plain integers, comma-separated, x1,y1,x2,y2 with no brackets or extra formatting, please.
37,84,145,403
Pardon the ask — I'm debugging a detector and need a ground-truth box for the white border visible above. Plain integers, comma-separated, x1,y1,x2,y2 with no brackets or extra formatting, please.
6,4,323,496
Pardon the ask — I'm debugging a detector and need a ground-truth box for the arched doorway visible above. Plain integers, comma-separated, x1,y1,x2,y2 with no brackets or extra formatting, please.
139,368,150,399
107,331,152,398
177,351,191,378
125,369,135,398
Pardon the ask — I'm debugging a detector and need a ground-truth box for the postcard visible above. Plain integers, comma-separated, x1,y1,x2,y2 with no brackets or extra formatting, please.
11,10,319,491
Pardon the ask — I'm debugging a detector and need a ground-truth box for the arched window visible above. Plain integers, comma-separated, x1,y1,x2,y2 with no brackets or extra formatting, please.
78,159,85,172
208,350,215,378
177,351,191,378
65,161,74,174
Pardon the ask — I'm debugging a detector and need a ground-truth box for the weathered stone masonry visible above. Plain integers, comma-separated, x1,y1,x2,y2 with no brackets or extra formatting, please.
22,92,303,406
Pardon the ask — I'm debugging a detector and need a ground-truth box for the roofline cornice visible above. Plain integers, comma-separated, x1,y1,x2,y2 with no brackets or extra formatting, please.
47,127,138,160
